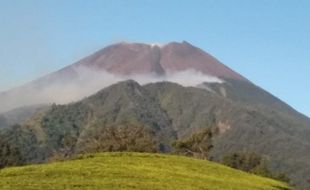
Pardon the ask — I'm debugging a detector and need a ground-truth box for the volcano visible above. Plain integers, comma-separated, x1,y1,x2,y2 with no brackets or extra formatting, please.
0,41,248,113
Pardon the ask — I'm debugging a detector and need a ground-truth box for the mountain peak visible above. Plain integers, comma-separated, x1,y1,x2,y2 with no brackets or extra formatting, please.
74,41,247,81
0,41,248,113
113,41,194,48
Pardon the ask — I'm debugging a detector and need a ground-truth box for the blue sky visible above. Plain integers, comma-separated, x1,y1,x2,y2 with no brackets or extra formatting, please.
0,0,309,116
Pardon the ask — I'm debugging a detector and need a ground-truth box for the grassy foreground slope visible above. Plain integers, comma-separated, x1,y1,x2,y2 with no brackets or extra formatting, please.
0,153,291,190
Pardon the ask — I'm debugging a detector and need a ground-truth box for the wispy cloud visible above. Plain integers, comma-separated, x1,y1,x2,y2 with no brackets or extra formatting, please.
0,67,223,113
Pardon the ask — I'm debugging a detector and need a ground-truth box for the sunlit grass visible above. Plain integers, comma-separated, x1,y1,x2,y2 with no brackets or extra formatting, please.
0,152,292,190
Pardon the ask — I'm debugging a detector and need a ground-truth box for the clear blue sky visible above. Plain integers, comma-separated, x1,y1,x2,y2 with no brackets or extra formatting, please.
0,0,309,117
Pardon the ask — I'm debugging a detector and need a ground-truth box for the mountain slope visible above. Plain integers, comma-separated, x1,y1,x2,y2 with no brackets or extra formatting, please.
0,152,292,190
0,105,46,128
74,41,246,80
1,80,309,189
0,41,246,113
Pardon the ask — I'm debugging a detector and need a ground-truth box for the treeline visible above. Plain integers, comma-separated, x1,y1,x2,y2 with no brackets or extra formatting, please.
222,152,290,183
0,124,290,184
0,126,25,168
0,123,161,167
171,127,290,183
77,124,159,154
0,138,24,168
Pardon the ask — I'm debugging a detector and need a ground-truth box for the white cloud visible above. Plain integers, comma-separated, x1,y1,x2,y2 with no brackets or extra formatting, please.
0,67,223,113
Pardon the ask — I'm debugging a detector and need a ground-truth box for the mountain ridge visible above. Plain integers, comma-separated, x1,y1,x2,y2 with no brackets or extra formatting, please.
1,80,310,189
71,41,247,80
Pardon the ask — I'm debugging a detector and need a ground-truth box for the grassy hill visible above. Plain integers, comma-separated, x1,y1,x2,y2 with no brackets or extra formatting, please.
0,152,291,190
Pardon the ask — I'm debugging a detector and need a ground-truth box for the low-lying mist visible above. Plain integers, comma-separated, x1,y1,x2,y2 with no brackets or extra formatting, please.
0,67,223,114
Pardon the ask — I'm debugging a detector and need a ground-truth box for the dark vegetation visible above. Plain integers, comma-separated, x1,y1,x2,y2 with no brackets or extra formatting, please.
0,123,288,185
172,128,215,159
77,124,159,154
49,124,160,161
171,128,290,184
221,152,290,183
0,80,309,189
0,132,24,168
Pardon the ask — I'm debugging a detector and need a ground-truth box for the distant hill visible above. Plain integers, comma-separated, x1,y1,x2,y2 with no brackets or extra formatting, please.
0,152,292,190
0,105,46,128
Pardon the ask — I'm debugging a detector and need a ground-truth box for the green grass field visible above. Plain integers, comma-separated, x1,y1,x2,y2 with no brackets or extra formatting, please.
0,152,291,190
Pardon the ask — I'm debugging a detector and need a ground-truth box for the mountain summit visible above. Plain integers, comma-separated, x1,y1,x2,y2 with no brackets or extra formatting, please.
70,41,246,80
0,41,247,113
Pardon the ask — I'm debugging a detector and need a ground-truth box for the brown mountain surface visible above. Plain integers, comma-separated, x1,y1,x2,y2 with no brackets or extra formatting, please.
72,41,246,80
0,41,247,113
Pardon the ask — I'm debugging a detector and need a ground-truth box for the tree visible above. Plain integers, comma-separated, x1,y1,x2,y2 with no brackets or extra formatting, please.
0,136,24,168
78,124,159,153
222,151,290,183
172,128,214,159
222,152,262,172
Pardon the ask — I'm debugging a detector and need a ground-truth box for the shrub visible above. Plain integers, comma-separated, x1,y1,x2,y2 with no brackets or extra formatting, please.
78,124,159,153
222,151,290,183
0,134,24,168
172,128,213,159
